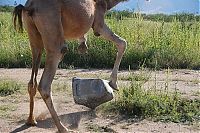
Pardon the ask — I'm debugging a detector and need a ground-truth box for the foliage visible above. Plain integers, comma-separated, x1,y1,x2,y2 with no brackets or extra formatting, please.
102,74,200,124
0,6,14,12
1,12,200,69
142,13,200,22
0,80,21,96
106,10,200,22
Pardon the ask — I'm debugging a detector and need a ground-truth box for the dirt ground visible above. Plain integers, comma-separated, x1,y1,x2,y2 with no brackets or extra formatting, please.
0,68,199,133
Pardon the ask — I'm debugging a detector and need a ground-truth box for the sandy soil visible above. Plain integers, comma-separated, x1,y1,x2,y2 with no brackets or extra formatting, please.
0,68,199,133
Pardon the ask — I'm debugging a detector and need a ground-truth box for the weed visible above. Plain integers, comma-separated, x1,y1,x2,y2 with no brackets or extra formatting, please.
118,71,150,82
102,74,200,124
1,13,200,69
86,123,116,133
0,104,16,118
0,80,21,96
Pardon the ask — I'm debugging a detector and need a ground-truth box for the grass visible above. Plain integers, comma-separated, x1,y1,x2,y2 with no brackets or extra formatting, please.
102,75,200,124
0,80,21,96
0,12,200,69
118,69,151,82
0,104,16,118
86,123,116,133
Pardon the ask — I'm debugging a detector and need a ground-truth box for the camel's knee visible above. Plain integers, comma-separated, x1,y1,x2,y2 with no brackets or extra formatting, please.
117,38,127,53
61,44,68,55
78,42,88,54
94,31,100,37
60,44,68,60
93,26,102,37
79,41,87,48
78,36,88,54
28,81,37,97
38,86,51,100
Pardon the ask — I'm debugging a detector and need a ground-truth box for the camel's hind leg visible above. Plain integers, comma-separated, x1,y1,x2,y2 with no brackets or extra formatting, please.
33,10,69,133
27,46,43,126
78,35,88,54
99,24,127,90
24,13,44,126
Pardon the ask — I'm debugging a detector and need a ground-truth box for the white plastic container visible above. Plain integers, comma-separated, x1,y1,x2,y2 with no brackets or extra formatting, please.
72,77,114,109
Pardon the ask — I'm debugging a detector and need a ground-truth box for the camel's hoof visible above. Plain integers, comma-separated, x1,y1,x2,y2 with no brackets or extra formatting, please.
109,81,118,91
26,118,37,126
78,43,88,54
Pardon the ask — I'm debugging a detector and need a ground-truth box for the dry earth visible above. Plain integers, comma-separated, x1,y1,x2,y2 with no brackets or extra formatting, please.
0,68,200,133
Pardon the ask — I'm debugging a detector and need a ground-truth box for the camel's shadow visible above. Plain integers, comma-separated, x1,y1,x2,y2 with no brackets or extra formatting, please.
10,110,96,133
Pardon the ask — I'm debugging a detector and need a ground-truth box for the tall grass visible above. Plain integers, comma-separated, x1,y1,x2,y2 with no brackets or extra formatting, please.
0,12,200,69
102,77,200,124
0,12,32,68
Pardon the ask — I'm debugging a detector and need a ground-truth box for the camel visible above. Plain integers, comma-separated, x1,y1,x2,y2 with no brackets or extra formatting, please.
13,0,127,132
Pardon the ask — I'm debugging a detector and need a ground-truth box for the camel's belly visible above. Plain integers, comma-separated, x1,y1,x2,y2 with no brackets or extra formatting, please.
61,0,95,39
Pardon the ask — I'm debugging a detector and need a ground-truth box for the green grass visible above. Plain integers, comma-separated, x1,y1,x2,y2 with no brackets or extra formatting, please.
0,80,21,96
0,104,16,118
102,77,200,124
0,6,14,12
1,12,200,69
86,123,116,133
118,69,150,82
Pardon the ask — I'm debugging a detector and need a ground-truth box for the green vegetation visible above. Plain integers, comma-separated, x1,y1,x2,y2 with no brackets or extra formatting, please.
86,123,116,132
0,104,16,118
102,76,200,124
0,6,13,12
0,80,21,96
1,11,200,69
107,10,200,22
118,68,150,81
0,12,35,68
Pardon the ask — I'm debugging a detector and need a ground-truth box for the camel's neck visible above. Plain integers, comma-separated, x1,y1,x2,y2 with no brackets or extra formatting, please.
106,0,128,10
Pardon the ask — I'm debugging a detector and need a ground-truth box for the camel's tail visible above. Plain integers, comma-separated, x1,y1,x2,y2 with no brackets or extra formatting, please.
13,4,24,32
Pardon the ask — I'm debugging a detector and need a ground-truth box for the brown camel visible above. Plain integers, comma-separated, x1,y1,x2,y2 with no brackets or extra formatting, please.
13,0,127,132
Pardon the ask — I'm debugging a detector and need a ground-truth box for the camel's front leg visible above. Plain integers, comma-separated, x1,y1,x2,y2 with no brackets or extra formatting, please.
78,35,88,54
33,8,70,133
38,50,69,133
36,30,68,133
99,24,127,90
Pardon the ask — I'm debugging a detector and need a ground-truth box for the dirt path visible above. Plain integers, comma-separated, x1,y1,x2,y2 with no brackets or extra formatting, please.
0,68,199,133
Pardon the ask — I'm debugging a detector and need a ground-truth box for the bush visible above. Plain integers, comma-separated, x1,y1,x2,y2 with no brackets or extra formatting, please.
0,6,14,12
0,80,21,96
1,12,200,69
102,74,200,124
